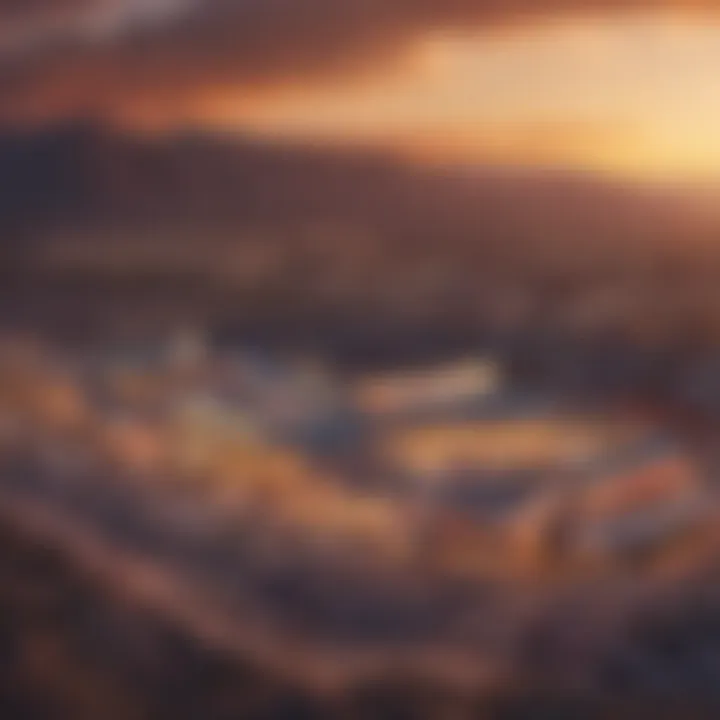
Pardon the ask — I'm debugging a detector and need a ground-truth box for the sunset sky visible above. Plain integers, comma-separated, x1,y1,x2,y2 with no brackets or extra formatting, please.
2,2,720,182
225,16,720,181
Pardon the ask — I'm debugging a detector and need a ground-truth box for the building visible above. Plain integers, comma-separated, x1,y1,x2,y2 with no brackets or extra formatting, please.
352,357,502,418
381,418,624,479
167,391,271,477
570,440,708,560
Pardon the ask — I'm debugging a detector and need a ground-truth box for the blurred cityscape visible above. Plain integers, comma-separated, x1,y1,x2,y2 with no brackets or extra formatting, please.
3,320,720,715
6,3,720,717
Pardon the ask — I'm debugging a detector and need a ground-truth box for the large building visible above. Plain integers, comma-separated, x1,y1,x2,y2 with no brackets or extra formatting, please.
381,416,646,479
384,417,708,577
569,441,708,561
352,358,502,418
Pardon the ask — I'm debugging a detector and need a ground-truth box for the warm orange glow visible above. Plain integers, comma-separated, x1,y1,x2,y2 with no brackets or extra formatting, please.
180,14,720,183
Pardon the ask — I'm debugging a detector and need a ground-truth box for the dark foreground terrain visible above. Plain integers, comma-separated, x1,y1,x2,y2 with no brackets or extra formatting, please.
2,512,720,720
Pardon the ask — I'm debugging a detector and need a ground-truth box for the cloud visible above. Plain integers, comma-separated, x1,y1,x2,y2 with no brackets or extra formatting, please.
0,0,92,27
0,0,192,45
0,0,718,126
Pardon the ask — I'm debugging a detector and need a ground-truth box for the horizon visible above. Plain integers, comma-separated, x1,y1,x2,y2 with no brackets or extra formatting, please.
5,4,720,717
2,6,720,185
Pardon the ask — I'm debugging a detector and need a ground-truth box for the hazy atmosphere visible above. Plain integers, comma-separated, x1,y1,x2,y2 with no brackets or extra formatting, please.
4,2,720,719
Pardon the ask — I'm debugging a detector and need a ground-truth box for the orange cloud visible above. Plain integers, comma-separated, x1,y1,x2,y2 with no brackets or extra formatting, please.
1,1,720,127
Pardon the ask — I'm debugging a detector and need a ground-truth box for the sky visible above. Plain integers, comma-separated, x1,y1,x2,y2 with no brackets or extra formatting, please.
2,1,720,182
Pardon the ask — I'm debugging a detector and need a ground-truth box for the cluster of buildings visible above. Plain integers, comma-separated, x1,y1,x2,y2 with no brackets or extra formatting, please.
424,436,707,577
0,331,714,580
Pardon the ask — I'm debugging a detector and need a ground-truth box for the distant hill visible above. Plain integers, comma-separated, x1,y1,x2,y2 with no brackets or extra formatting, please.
0,124,716,364
0,123,694,265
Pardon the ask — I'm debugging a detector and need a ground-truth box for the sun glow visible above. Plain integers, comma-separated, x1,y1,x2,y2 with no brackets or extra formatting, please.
183,14,720,182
